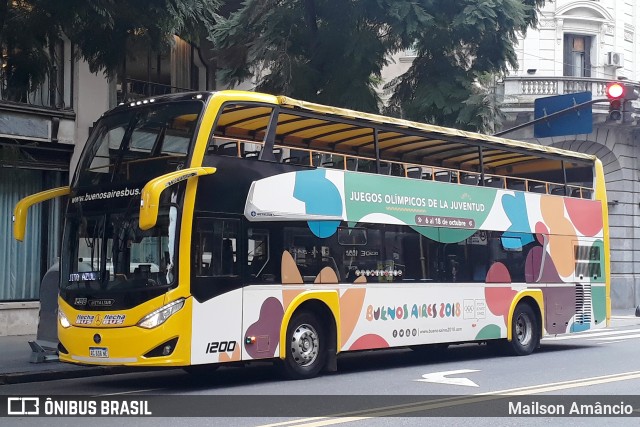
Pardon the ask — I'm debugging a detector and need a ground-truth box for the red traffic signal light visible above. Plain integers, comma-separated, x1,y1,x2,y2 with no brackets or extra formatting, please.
606,82,638,122
606,82,625,99
605,82,638,100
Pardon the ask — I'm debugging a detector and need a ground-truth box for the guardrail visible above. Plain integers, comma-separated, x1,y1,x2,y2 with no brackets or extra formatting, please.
0,72,66,109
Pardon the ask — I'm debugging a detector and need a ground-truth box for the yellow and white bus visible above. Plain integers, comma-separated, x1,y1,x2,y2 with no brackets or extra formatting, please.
14,90,609,379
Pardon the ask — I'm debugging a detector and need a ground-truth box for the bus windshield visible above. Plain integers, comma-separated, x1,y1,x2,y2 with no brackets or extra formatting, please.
73,100,204,188
61,209,176,292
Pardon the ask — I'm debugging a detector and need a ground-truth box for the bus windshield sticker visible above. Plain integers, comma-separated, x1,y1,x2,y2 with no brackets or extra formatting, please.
69,271,101,282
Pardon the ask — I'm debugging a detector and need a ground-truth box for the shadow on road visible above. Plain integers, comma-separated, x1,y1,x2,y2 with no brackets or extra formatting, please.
82,340,594,393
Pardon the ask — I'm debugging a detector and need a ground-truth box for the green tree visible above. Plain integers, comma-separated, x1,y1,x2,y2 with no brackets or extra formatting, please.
0,0,56,101
213,0,415,113
213,0,544,131
0,0,219,101
384,0,545,132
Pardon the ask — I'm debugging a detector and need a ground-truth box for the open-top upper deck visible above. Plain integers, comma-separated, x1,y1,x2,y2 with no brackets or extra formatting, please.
101,90,600,200
202,91,598,198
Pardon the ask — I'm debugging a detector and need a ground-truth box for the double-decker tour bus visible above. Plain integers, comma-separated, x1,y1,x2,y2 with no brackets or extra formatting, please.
14,90,609,379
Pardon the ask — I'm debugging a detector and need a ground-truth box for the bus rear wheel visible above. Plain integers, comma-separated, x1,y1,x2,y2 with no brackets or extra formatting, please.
281,311,327,380
504,303,540,356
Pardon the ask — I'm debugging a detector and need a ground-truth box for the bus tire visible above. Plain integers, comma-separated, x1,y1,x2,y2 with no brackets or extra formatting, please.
281,311,326,380
505,303,539,356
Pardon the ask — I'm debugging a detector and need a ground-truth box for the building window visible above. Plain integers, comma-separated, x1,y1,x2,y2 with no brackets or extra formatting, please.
563,34,592,77
0,168,67,301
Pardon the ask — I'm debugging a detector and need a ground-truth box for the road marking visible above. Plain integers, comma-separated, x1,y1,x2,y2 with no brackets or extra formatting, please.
591,333,640,341
543,327,640,341
94,389,163,397
414,369,480,387
256,370,640,427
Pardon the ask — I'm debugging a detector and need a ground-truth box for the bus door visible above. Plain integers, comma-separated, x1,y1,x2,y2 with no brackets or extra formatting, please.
189,215,243,365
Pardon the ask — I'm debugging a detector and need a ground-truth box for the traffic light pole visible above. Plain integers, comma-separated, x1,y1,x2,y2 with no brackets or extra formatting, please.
494,98,609,137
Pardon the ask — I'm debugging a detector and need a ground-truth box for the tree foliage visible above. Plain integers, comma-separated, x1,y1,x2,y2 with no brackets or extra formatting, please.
0,0,219,101
0,0,57,101
1,0,546,132
213,0,402,113
384,0,544,131
213,0,545,131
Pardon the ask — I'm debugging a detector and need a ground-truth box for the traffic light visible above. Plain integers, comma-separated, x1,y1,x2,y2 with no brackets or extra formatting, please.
606,82,638,122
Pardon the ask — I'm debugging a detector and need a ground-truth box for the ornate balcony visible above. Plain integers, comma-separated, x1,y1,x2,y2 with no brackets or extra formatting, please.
498,76,615,115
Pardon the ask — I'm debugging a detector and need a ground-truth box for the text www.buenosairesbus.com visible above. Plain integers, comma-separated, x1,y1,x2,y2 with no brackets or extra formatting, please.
71,188,140,203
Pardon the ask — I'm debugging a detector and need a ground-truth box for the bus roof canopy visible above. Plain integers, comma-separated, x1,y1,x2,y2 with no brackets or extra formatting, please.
116,90,596,173
275,95,596,169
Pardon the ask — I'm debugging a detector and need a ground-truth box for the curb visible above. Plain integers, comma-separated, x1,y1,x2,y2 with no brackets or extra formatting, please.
0,365,136,385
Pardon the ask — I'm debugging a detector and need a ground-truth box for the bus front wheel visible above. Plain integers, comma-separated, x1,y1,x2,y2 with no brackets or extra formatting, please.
505,303,540,356
281,311,327,380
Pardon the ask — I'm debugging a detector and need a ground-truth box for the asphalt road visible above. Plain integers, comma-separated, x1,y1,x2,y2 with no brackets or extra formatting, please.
2,315,640,426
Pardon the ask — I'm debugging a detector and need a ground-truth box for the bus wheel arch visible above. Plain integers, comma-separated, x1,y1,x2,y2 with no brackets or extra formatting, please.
505,295,542,356
279,297,339,379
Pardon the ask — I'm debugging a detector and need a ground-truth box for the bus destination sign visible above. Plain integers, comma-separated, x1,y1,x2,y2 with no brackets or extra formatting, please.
69,271,101,282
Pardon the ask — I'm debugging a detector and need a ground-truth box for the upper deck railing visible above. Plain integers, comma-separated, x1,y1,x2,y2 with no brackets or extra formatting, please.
210,137,593,199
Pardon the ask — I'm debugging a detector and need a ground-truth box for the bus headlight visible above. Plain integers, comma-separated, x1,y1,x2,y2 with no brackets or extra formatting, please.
137,298,185,329
58,310,71,329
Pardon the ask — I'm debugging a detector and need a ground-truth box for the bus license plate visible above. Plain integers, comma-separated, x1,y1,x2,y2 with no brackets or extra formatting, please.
89,347,109,358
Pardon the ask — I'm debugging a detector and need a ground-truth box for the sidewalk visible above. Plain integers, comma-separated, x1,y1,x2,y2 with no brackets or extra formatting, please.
1,309,638,385
0,335,134,385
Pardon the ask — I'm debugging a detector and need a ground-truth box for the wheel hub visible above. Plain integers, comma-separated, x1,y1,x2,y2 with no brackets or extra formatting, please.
290,323,319,367
515,313,532,346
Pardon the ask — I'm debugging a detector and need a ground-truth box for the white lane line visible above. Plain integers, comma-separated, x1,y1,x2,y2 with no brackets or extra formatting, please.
92,388,164,397
543,327,640,341
591,333,640,341
256,370,640,427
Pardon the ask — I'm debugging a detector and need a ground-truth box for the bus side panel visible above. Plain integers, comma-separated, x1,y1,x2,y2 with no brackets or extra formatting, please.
241,286,291,361
336,283,513,351
191,289,243,365
239,283,521,354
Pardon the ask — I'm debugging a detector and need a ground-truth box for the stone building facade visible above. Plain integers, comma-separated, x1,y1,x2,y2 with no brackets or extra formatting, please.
498,0,640,309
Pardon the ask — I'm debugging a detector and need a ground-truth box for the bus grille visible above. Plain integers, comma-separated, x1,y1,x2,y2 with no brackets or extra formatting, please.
575,283,592,324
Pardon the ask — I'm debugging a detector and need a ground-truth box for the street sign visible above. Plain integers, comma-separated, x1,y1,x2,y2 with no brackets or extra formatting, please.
534,91,592,138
